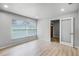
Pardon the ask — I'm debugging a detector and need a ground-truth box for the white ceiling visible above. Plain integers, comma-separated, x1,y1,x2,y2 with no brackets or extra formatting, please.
0,3,78,19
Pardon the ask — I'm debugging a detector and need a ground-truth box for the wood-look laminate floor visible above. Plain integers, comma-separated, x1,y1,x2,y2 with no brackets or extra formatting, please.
51,37,59,42
0,40,79,56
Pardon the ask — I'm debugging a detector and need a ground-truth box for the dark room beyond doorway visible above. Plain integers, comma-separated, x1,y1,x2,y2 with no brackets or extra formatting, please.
50,20,60,43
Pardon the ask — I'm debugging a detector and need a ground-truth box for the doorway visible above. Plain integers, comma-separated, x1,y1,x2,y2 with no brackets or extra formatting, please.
50,20,60,43
50,17,74,47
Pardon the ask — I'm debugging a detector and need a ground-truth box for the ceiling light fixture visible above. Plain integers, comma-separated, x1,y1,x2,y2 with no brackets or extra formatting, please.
61,8,64,12
22,9,24,10
35,16,39,19
4,5,8,8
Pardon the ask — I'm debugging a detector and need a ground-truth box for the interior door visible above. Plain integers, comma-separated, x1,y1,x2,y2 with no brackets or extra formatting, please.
60,17,74,47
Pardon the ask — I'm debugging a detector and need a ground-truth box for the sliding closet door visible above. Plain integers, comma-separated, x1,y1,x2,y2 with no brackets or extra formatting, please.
60,17,74,47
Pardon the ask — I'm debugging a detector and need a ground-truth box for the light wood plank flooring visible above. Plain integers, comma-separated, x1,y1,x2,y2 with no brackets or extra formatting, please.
0,40,79,56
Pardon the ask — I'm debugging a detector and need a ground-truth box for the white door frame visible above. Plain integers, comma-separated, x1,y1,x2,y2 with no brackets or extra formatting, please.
60,17,74,47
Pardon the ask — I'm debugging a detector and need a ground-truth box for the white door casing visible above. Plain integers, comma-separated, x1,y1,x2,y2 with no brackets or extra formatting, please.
60,17,74,47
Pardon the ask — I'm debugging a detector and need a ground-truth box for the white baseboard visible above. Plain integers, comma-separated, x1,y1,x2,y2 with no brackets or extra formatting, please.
74,46,79,49
60,41,73,47
0,36,37,49
60,42,79,48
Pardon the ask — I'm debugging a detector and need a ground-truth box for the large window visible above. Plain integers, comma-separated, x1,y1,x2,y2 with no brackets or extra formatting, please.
11,18,37,39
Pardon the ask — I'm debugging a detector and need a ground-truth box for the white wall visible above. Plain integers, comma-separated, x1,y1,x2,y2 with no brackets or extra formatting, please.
0,8,79,48
37,19,50,42
0,11,37,49
37,11,79,46
0,12,11,47
75,8,79,48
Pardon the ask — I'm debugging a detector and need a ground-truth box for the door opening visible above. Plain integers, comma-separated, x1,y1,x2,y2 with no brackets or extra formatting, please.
50,20,60,43
60,17,74,47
